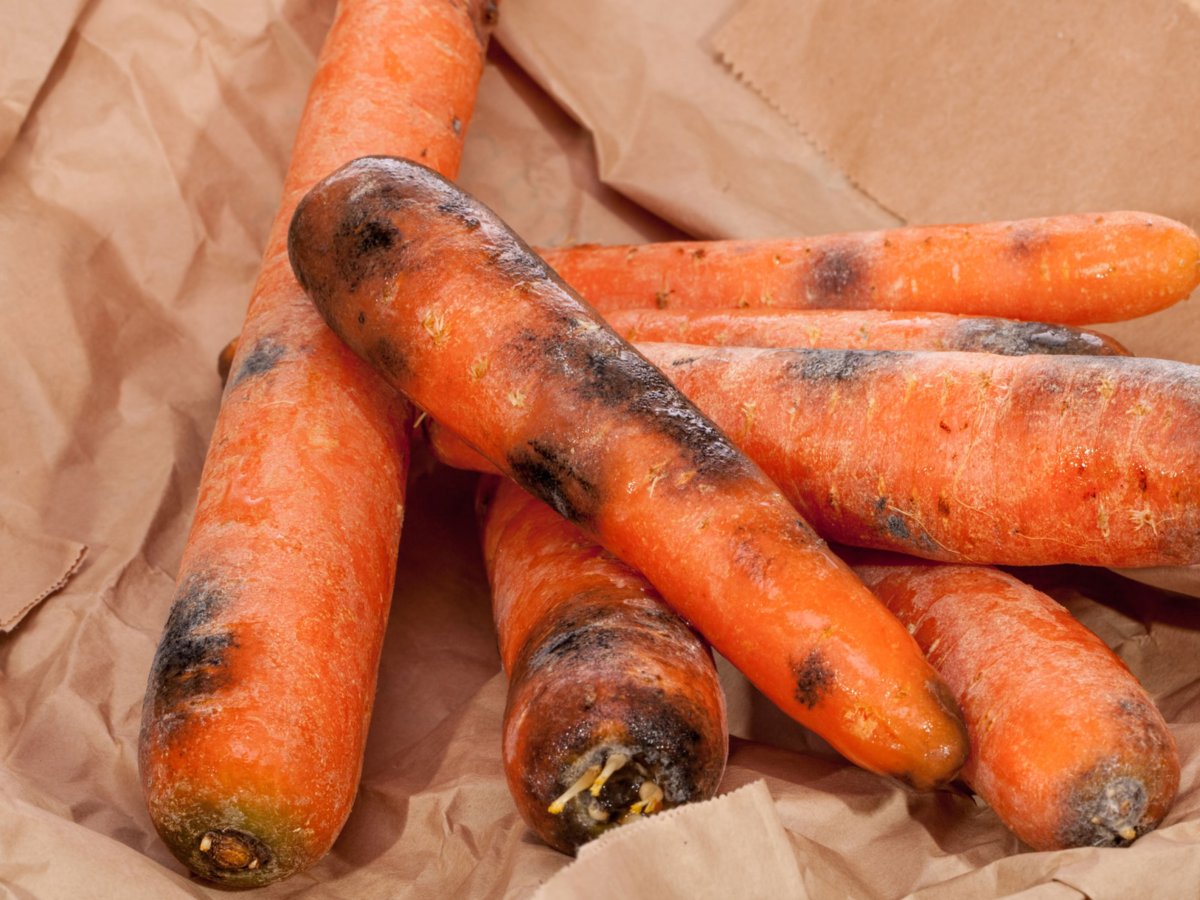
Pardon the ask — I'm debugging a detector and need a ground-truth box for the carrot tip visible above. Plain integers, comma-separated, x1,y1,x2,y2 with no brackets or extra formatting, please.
197,829,265,872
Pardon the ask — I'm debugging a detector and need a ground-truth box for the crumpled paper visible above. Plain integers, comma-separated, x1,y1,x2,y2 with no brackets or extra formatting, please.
2,0,1198,897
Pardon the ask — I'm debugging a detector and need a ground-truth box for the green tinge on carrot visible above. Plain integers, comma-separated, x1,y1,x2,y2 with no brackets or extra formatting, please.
849,552,1180,851
138,0,495,887
540,212,1200,325
288,155,970,791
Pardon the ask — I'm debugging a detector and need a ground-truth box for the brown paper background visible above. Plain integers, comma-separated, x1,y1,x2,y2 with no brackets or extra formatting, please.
713,0,1200,368
2,0,1198,897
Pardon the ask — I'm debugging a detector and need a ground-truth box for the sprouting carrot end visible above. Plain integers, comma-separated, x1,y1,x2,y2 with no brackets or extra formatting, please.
521,739,711,855
148,798,321,887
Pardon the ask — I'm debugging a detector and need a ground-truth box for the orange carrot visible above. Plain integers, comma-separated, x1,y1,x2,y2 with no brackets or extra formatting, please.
288,155,969,790
430,343,1200,567
479,477,727,853
539,212,1200,325
641,343,1200,568
606,308,1129,356
848,552,1180,850
137,1,495,887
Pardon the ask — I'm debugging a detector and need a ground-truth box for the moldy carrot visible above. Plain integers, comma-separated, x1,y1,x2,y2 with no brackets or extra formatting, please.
287,155,969,790
540,212,1200,325
429,342,1200,568
637,343,1200,568
479,477,727,853
137,0,496,886
849,552,1180,850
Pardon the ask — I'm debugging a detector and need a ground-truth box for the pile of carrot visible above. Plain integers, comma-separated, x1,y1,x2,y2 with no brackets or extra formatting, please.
139,0,1200,887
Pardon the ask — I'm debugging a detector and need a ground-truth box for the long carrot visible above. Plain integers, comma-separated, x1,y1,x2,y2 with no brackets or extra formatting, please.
848,552,1180,851
287,155,969,791
137,2,495,887
606,308,1129,356
649,344,1200,567
478,477,727,853
539,212,1200,325
429,343,1200,567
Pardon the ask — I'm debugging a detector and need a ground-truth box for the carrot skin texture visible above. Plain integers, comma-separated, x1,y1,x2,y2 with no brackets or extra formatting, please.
479,477,727,853
138,1,494,886
288,156,969,790
541,212,1200,325
429,344,1200,567
639,344,1200,568
606,308,1129,356
850,556,1180,850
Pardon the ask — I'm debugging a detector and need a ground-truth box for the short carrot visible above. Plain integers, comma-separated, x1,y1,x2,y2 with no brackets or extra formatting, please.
288,155,969,790
848,552,1180,851
138,1,495,887
479,477,727,853
430,342,1200,568
539,212,1200,325
606,308,1128,356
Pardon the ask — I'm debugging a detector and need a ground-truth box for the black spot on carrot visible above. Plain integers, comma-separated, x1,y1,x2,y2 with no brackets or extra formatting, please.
1137,468,1149,492
1008,227,1050,258
357,311,366,326
486,239,555,284
355,218,396,254
436,194,484,230
951,319,1118,356
536,326,748,479
527,622,617,672
885,514,912,542
147,575,236,721
937,496,952,516
368,336,409,380
785,348,899,382
230,338,286,387
508,439,600,525
939,420,952,432
792,649,833,709
806,244,868,306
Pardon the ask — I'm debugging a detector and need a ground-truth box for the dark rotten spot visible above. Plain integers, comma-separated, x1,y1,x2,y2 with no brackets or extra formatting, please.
148,575,235,719
231,338,286,387
539,327,747,478
793,649,833,709
1058,767,1150,848
508,439,600,525
368,336,409,380
785,348,898,383
952,319,1116,356
806,244,867,306
885,514,912,541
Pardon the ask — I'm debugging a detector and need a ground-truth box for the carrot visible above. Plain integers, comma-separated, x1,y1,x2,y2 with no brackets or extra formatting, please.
430,343,1200,568
287,155,969,791
642,343,1200,568
478,476,728,853
606,308,1129,356
137,1,495,887
847,552,1180,850
539,212,1200,325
